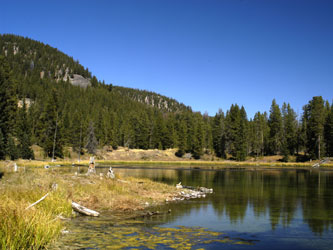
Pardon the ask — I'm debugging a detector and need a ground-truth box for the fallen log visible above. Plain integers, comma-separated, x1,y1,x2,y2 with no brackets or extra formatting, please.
25,193,49,210
71,201,100,217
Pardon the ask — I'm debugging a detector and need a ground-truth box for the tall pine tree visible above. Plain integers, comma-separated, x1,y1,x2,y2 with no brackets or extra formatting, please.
268,99,283,155
0,56,17,159
303,96,325,159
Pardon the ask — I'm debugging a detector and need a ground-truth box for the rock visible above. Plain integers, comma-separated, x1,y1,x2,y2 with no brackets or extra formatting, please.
198,187,213,193
68,74,91,88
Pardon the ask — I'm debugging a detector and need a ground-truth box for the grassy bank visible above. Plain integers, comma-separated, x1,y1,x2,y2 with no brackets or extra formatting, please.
0,166,177,249
3,158,333,170
95,160,333,169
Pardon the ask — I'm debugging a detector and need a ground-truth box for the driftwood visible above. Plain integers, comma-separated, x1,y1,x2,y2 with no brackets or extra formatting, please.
25,193,49,210
107,167,115,179
14,163,18,172
312,158,329,168
71,201,99,217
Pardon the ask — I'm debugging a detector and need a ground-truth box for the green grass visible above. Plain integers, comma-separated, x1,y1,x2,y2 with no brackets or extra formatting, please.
0,167,177,249
7,158,333,169
95,159,333,169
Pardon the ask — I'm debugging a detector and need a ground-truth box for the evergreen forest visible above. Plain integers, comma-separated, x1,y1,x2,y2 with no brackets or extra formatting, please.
0,34,332,161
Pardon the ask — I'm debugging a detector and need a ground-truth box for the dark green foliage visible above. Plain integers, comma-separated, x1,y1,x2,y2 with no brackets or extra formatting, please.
268,99,283,155
236,107,248,161
303,96,326,159
212,110,226,158
324,104,333,156
35,88,63,158
225,105,248,161
0,55,18,159
1,34,332,161
281,103,297,161
175,119,187,158
86,122,98,155
0,129,6,160
191,114,204,159
250,112,268,157
6,136,18,160
16,100,34,159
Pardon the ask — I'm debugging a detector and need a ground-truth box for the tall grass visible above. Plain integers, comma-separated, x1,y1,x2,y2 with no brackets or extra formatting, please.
0,201,62,249
0,167,177,249
0,171,72,249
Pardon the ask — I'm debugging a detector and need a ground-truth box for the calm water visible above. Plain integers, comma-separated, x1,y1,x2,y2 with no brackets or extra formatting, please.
53,167,333,250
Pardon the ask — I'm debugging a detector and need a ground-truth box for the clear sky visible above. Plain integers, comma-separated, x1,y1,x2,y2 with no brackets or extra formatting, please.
1,0,332,118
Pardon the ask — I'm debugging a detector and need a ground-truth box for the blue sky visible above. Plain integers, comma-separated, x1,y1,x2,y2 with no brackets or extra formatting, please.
1,0,332,118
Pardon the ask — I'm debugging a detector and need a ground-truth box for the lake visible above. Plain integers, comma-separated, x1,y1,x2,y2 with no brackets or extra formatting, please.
53,166,333,249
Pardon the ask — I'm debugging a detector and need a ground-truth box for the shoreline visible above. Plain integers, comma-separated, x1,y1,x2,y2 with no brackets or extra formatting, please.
0,165,208,249
6,159,333,170
1,159,332,248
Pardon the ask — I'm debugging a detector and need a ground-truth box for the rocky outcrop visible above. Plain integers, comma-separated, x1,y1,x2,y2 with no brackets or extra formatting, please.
68,74,91,88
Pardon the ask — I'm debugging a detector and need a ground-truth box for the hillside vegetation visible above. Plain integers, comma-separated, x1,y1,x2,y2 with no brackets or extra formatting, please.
0,34,332,162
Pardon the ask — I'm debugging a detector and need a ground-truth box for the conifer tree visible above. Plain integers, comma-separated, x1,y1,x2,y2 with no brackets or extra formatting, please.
281,103,297,161
225,104,241,158
175,119,187,157
303,96,326,159
268,99,283,155
0,56,17,159
324,103,333,156
36,88,63,158
86,121,98,154
191,114,204,159
252,112,268,157
0,129,6,160
212,109,226,158
6,136,18,160
235,106,248,161
16,99,34,159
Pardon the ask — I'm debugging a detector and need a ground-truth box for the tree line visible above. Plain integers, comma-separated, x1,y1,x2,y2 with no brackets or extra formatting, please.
0,35,332,161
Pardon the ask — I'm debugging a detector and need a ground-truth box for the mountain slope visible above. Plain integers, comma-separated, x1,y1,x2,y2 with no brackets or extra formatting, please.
0,34,188,113
0,34,208,159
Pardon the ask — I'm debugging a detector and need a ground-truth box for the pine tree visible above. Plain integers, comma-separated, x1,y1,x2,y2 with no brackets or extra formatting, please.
0,56,18,159
175,119,187,157
324,103,333,156
268,99,283,155
252,112,268,157
86,121,98,154
281,103,297,161
303,96,326,159
6,136,18,160
235,106,248,161
36,88,63,158
0,129,6,160
212,109,226,158
191,114,204,159
16,99,34,159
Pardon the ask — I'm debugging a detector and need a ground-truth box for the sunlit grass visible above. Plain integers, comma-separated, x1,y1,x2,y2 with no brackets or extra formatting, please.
0,167,178,249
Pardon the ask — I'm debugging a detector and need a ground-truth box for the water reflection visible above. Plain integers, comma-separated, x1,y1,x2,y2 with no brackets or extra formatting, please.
52,166,333,249
112,167,333,235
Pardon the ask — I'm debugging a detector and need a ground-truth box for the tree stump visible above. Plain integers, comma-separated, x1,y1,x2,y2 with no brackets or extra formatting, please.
87,156,96,175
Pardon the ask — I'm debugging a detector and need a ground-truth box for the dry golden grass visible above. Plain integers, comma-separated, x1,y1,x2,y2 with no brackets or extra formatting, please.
0,165,178,249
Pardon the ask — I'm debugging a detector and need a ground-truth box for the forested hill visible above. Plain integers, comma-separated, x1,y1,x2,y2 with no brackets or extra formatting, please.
112,86,191,113
0,34,332,161
0,34,204,160
0,34,188,112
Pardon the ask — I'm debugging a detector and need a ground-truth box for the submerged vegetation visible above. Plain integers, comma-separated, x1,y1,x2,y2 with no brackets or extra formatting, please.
0,166,177,249
53,223,256,249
